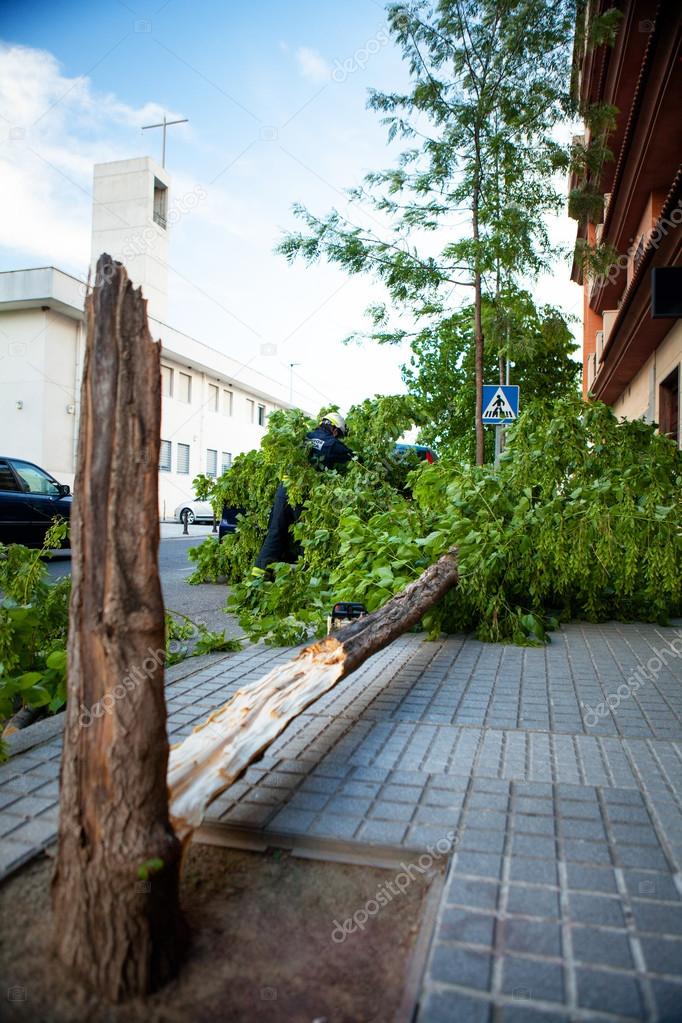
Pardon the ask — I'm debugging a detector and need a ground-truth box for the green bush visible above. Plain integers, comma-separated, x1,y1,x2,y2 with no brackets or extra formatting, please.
0,520,71,721
0,521,241,729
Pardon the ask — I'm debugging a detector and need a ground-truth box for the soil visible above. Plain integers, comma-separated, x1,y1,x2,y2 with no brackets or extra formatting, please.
0,842,435,1023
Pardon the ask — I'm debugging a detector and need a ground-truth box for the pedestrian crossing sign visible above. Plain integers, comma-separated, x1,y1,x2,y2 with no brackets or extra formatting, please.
481,384,519,424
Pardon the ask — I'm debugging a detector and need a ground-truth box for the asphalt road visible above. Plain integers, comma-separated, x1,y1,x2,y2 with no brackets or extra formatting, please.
44,536,243,640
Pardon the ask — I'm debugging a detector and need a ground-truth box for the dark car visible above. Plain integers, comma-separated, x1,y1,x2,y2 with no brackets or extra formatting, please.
218,503,242,542
0,457,71,548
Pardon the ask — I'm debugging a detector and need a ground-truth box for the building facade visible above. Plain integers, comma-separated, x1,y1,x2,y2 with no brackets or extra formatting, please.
569,0,681,445
0,157,291,517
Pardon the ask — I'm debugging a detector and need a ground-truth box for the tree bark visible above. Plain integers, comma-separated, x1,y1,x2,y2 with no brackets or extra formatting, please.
169,549,459,843
52,255,185,1001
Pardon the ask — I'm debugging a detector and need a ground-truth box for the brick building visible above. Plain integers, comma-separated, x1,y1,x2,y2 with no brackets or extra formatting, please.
569,0,681,444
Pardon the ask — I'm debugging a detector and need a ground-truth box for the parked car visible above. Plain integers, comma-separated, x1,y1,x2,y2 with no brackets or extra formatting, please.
394,443,437,464
173,499,215,525
0,457,72,548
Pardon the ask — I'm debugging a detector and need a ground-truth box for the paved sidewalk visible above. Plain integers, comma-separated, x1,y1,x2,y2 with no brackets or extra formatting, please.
159,521,214,539
1,621,681,1021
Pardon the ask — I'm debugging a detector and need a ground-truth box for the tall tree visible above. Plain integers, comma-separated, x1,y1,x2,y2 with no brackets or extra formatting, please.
52,256,185,1000
403,293,580,459
280,0,574,463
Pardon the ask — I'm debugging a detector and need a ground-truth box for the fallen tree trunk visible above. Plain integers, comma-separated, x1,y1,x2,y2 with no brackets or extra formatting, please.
52,255,185,1001
168,549,458,843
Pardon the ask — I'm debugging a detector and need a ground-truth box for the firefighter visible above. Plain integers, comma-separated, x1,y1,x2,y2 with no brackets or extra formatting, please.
254,412,352,571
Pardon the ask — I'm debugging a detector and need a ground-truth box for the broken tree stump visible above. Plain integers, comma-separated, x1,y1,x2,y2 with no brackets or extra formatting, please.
168,548,458,842
52,255,185,1001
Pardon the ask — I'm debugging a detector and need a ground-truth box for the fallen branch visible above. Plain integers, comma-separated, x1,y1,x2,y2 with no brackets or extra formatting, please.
168,548,458,843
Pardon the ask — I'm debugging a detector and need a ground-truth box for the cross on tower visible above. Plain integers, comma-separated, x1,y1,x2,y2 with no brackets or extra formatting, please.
141,114,188,167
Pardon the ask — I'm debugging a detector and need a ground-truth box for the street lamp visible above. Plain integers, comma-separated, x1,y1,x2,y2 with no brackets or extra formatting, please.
288,362,300,405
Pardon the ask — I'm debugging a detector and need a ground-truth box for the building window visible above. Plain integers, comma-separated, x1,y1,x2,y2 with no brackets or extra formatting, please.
159,440,171,472
161,365,173,397
153,178,168,229
177,372,192,403
659,366,680,445
257,403,266,427
206,449,218,477
208,383,219,412
247,399,255,423
177,443,190,474
222,388,233,416
221,451,232,474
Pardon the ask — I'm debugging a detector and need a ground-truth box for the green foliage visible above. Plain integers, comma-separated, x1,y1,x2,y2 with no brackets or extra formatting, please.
165,610,242,665
574,238,621,279
190,397,425,643
185,535,236,585
228,563,331,646
137,857,165,881
280,1,575,314
568,183,605,226
187,398,425,586
587,7,624,49
278,1,577,462
0,522,71,722
0,516,240,731
411,398,682,641
201,398,681,648
404,296,579,460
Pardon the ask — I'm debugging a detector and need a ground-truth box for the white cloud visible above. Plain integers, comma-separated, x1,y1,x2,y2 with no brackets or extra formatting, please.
0,42,187,271
295,46,330,83
0,38,582,413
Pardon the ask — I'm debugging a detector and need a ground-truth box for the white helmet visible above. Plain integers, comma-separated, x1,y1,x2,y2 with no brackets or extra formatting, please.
322,411,347,436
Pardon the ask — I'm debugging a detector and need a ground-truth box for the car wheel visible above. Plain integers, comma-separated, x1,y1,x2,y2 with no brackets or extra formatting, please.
180,508,195,525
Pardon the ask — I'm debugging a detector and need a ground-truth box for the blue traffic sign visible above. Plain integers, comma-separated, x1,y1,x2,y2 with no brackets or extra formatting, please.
481,384,519,424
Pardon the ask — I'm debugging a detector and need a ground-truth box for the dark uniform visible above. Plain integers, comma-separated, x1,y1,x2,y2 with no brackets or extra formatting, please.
255,423,352,570
304,424,353,472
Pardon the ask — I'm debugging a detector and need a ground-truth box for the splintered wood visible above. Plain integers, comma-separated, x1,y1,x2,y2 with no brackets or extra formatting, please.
168,549,458,843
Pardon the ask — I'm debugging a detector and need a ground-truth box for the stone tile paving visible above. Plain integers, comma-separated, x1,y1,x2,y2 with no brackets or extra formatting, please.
0,641,292,878
1,621,681,1020
417,777,682,1022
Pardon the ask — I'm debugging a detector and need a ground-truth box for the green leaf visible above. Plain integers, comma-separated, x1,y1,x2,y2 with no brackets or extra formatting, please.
46,650,67,671
17,671,44,690
24,685,51,707
137,857,165,881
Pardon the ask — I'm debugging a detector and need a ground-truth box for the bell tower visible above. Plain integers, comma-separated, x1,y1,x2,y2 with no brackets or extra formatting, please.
90,157,170,322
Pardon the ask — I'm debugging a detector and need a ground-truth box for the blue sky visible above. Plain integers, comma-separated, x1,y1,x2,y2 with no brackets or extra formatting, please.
0,0,581,412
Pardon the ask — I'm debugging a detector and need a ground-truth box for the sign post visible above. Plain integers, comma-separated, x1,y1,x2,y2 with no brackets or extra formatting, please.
481,384,520,466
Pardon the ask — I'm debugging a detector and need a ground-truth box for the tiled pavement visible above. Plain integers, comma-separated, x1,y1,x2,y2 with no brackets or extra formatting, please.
1,622,682,1021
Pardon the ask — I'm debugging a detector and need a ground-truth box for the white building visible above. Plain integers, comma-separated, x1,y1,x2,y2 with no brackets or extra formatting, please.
0,157,292,518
